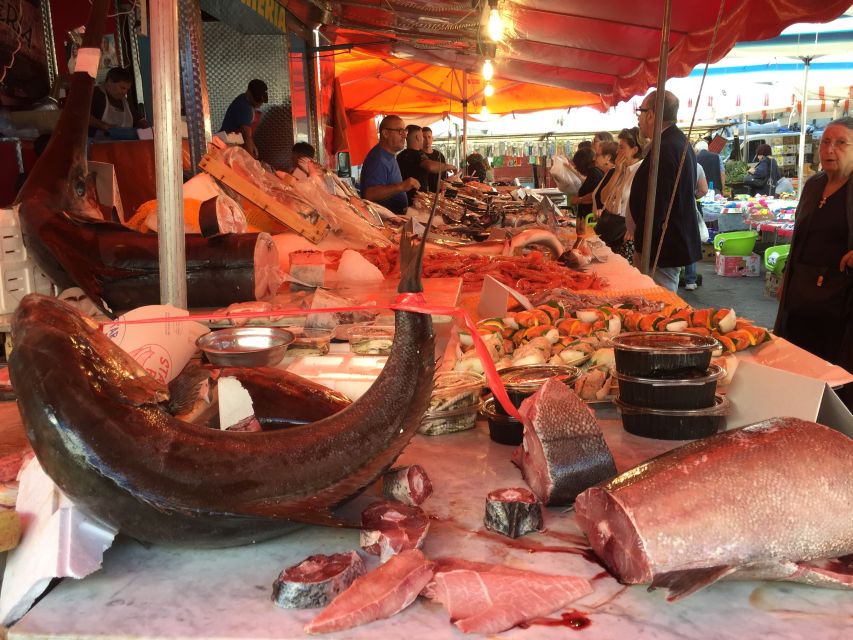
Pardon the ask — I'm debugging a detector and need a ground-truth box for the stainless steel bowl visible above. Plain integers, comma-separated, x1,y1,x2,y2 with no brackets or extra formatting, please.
197,327,294,367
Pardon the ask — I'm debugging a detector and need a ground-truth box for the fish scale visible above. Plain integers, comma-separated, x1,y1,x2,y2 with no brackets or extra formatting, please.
516,379,616,505
575,417,853,600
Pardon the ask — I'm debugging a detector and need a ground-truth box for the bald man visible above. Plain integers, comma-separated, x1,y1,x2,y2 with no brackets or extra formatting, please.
359,115,420,214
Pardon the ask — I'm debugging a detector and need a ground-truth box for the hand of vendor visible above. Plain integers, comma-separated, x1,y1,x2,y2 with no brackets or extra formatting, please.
841,250,853,273
747,167,756,174
402,176,421,192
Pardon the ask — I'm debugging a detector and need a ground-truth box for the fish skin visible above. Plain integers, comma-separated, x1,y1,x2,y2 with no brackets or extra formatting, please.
516,379,616,505
575,417,853,600
15,0,272,316
9,233,433,546
508,228,565,257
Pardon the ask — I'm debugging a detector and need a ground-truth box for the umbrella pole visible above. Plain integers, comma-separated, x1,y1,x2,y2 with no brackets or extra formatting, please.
640,0,673,276
462,71,468,172
150,0,187,308
797,56,812,197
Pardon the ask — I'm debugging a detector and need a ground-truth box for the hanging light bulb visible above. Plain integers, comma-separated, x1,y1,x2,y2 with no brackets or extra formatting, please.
480,102,490,117
482,59,494,81
487,8,504,42
484,82,495,98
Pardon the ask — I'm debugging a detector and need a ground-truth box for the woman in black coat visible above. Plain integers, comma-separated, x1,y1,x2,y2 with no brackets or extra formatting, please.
774,117,853,408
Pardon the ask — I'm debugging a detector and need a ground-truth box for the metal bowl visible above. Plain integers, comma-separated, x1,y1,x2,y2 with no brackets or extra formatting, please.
197,327,294,367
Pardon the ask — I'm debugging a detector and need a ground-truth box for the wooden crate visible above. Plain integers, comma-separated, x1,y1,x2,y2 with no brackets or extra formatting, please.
199,153,329,243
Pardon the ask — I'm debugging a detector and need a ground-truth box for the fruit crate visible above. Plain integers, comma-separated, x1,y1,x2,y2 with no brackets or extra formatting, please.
0,208,55,316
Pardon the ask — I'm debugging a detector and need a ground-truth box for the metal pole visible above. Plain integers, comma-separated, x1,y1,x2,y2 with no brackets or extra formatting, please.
640,0,673,276
311,28,326,167
462,71,468,168
39,0,58,90
743,112,748,161
797,57,812,197
178,0,212,177
150,0,187,308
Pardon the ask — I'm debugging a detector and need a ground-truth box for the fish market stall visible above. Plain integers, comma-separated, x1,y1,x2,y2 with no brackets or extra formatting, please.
7,410,853,640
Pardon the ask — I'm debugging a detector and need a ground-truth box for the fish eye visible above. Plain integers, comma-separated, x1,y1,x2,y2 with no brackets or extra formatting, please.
74,180,86,197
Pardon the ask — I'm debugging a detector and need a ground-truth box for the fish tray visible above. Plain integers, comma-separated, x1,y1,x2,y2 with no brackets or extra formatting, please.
199,152,329,243
480,396,523,446
495,364,581,416
611,332,719,377
616,395,729,440
614,365,724,411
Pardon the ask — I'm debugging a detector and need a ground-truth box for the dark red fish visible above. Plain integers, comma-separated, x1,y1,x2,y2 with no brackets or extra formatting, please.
575,417,853,600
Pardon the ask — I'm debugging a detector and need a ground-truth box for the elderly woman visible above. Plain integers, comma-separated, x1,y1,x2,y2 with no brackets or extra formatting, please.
746,143,781,196
774,117,853,408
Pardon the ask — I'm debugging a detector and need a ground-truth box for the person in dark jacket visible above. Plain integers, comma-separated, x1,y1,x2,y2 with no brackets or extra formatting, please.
774,117,853,409
695,139,725,194
747,143,780,196
629,90,702,292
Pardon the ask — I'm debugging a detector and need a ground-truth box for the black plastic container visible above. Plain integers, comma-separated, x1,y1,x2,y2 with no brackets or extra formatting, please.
616,395,729,440
481,396,524,445
496,364,581,416
611,332,719,377
614,365,725,410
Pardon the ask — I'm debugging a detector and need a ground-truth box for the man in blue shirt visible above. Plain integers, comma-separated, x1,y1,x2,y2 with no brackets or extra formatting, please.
220,79,268,158
359,115,420,215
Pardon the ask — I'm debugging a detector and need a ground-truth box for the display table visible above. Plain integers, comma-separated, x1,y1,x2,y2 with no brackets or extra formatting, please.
9,406,853,640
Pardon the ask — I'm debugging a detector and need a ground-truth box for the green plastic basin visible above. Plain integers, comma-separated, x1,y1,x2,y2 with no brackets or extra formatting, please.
713,230,758,256
764,244,791,276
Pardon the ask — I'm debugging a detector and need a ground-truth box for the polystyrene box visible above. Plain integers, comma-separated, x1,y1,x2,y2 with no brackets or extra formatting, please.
0,208,55,315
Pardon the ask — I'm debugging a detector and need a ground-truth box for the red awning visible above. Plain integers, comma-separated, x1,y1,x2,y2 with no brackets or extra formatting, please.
285,0,851,108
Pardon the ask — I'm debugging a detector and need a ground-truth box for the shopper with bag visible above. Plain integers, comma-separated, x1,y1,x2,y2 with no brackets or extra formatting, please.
745,144,780,196
774,117,853,408
598,127,643,264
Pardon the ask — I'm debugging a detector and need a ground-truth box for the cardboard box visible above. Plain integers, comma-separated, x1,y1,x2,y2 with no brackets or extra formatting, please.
715,252,760,277
702,243,717,263
764,271,782,297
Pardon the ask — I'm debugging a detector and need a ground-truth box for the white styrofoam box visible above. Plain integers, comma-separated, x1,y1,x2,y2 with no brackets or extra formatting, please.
0,208,28,263
0,208,55,315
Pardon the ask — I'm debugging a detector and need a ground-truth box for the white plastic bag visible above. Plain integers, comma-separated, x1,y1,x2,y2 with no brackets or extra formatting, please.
696,204,710,243
550,155,582,195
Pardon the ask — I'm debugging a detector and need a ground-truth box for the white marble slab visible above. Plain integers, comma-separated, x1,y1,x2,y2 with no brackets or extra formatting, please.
10,408,853,640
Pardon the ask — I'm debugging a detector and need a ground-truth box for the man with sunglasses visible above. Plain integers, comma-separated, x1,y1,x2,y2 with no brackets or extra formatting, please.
359,115,421,215
628,90,702,292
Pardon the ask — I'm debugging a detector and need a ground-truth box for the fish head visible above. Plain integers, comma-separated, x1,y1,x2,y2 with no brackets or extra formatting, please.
62,157,104,222
10,294,169,407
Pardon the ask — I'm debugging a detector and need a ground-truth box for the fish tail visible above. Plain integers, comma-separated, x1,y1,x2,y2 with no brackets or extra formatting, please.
398,186,440,294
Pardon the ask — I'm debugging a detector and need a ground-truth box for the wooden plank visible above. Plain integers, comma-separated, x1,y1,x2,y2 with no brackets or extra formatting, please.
199,154,329,243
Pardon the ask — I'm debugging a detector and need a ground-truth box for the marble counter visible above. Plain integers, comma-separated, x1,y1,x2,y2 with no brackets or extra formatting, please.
10,407,853,640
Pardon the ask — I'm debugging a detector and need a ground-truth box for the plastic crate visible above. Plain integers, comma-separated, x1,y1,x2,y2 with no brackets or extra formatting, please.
0,208,55,315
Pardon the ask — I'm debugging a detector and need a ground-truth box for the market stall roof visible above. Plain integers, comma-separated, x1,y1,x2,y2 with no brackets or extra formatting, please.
287,0,852,109
334,49,604,119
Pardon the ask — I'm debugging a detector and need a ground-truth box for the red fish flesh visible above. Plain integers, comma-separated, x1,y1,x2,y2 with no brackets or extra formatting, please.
516,379,616,505
575,417,853,600
382,465,433,506
360,501,429,563
424,557,592,634
304,549,434,634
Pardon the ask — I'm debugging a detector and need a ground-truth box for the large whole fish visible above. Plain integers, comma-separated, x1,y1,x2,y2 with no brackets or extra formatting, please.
15,0,280,315
9,228,434,546
575,418,853,600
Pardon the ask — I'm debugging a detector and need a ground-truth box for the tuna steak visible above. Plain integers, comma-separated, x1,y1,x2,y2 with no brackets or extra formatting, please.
516,379,616,505
575,417,853,600
305,549,434,634
272,551,365,609
424,558,592,634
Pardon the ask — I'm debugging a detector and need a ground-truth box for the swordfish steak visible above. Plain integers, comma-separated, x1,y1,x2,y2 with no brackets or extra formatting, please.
575,417,853,600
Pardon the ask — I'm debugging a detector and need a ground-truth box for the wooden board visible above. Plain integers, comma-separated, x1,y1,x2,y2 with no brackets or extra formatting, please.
199,154,329,243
